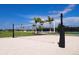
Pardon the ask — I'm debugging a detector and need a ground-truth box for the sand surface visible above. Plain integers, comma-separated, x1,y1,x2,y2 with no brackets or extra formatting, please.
0,35,79,55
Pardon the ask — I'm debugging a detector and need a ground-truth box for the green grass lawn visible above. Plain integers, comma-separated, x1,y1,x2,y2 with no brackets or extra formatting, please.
0,31,79,38
15,31,34,37
65,32,79,36
0,31,12,37
0,31,34,38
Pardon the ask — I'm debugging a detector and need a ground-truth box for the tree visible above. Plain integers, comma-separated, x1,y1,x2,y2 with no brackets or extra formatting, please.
36,17,44,33
56,23,61,32
39,20,44,32
33,17,38,34
32,24,36,34
47,16,54,33
33,17,43,34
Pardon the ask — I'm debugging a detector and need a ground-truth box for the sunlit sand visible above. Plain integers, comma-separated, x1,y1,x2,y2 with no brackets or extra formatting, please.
0,35,79,55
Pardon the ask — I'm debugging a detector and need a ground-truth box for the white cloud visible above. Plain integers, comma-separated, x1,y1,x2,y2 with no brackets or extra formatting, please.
41,17,79,27
48,10,59,14
19,14,48,21
48,4,76,15
18,4,78,27
50,17,79,27
63,17,79,26
54,17,79,27
61,4,76,14
17,15,79,28
28,5,76,19
65,17,79,22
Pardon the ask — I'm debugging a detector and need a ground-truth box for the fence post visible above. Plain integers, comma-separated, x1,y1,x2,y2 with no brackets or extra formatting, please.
58,13,65,48
12,24,15,38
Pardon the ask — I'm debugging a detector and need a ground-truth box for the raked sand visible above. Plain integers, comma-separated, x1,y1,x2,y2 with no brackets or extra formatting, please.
0,35,79,55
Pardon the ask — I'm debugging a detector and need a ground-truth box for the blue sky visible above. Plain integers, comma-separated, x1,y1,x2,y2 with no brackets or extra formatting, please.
0,4,79,29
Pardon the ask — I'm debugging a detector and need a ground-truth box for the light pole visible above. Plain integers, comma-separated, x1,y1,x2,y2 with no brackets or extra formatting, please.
58,13,65,48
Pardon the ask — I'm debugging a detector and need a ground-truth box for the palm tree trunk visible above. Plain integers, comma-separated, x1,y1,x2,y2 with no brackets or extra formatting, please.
49,22,51,33
35,23,38,34
32,26,35,34
34,27,36,34
53,21,55,33
41,24,43,33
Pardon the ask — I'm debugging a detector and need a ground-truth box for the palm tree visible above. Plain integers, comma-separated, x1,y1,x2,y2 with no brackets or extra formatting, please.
33,17,45,34
32,24,36,34
33,17,38,34
36,17,42,33
36,18,45,33
47,16,54,33
39,20,44,33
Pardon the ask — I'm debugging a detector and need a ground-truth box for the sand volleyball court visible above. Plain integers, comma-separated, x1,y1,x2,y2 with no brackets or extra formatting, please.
0,35,79,55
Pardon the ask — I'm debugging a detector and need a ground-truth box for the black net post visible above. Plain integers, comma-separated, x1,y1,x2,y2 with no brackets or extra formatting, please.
58,13,65,48
12,24,15,38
